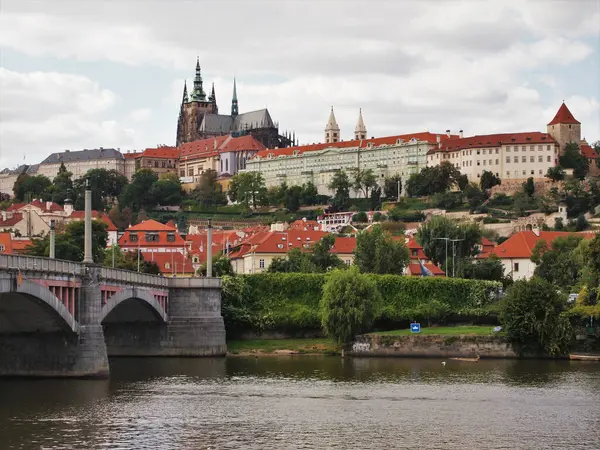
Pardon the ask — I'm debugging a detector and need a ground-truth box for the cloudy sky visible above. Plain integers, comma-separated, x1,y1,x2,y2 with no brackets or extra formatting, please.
0,0,599,169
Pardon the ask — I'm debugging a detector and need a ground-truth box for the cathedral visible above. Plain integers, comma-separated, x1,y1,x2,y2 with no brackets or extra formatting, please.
176,58,296,149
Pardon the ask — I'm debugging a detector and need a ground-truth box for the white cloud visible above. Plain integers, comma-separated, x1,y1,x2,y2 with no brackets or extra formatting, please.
0,0,599,168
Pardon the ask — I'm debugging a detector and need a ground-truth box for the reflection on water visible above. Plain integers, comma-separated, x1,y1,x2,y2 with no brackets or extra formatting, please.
1,357,599,449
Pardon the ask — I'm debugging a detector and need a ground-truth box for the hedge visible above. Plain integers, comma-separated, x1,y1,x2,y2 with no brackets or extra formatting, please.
222,273,502,336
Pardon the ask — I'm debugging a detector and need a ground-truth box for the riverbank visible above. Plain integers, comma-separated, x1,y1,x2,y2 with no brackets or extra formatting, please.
227,338,341,356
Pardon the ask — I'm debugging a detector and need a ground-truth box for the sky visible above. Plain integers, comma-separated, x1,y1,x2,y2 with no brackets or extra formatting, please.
0,0,599,170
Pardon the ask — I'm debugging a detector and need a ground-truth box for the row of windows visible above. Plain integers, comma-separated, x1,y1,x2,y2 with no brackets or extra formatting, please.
129,233,177,243
505,155,552,163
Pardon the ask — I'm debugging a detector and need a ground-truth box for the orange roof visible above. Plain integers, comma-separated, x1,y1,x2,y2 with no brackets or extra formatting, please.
140,147,179,159
331,236,356,254
430,132,557,154
580,142,598,160
141,251,195,275
480,231,595,259
0,233,13,254
288,219,321,231
67,211,117,231
406,237,428,260
123,151,141,160
0,212,23,227
11,238,32,253
253,132,457,159
9,200,63,213
407,263,446,276
252,230,329,254
219,135,265,152
547,102,580,126
179,136,230,159
126,219,176,232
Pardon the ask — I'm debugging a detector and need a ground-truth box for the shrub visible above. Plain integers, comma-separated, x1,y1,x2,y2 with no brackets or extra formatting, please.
320,267,380,344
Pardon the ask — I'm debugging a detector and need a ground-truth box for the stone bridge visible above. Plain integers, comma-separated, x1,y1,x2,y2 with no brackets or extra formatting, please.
0,254,226,378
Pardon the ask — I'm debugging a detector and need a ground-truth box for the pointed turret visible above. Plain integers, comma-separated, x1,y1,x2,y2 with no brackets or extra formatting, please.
181,80,189,105
547,101,582,152
191,57,206,102
231,77,239,117
547,102,580,126
354,108,367,140
324,106,340,143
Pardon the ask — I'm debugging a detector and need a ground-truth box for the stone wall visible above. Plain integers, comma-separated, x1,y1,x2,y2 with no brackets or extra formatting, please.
348,334,518,358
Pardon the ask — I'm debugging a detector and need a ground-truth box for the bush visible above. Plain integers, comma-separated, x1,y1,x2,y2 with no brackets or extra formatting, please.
320,267,380,344
352,211,368,223
222,273,502,335
500,278,572,356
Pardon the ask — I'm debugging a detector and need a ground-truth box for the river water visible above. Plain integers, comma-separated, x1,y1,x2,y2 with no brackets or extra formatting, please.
0,357,599,450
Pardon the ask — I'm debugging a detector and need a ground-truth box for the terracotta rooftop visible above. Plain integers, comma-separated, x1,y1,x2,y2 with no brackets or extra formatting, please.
139,147,180,159
126,219,177,232
67,211,117,231
0,212,23,227
429,132,557,154
179,135,264,160
407,263,446,276
141,251,195,275
547,102,580,126
580,141,598,160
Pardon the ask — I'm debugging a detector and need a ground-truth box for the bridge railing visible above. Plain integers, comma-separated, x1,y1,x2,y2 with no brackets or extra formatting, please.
100,267,169,289
0,254,86,276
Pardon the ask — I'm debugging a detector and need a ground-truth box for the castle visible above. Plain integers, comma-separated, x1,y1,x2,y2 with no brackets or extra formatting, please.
176,58,296,149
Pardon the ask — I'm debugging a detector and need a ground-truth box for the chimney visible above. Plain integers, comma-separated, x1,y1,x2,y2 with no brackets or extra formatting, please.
46,201,52,210
446,129,451,138
459,130,464,138
1,211,6,221
532,227,540,237
436,135,441,149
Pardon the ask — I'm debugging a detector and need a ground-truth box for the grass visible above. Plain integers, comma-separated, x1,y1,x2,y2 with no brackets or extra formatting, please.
372,325,499,336
227,338,340,355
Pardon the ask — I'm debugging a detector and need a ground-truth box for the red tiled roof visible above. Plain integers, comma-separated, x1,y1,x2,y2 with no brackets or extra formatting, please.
0,212,23,227
580,142,598,160
407,263,446,276
288,219,321,231
331,236,356,254
219,135,265,152
253,132,457,159
140,147,180,159
0,233,13,254
479,231,595,259
11,238,32,253
179,136,230,159
547,102,580,126
429,132,557,154
123,152,141,160
141,251,195,275
406,237,428,260
9,200,63,213
6,204,25,211
126,219,176,232
67,211,117,231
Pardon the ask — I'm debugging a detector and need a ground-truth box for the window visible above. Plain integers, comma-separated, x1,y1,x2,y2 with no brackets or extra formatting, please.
531,170,534,175
165,263,170,269
167,234,175,242
477,150,480,155
514,263,519,272
495,149,499,154
522,156,526,163
547,145,551,151
521,146,526,151
506,147,511,152
345,260,351,266
514,156,518,163
483,160,486,166
530,156,534,162
146,233,158,242
477,160,480,166
522,170,526,175
333,133,338,138
547,155,551,162
180,170,185,177
506,156,510,163
411,249,418,257
537,155,542,162
154,161,159,168
506,171,510,176
495,159,499,165
259,259,265,269
0,245,4,252
188,167,194,176
482,150,486,155
162,161,166,168
130,234,138,243
489,160,493,165
539,170,543,175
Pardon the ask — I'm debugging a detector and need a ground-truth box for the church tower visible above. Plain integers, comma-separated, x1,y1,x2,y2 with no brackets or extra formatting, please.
354,108,367,140
231,78,239,118
547,102,581,152
324,107,340,143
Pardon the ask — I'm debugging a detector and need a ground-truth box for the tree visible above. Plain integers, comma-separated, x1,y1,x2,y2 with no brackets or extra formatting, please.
300,182,319,206
328,170,351,211
370,185,382,210
480,170,500,190
546,166,566,182
416,215,481,275
311,234,344,271
500,278,572,356
46,163,73,205
354,225,409,274
150,177,183,206
456,174,469,192
27,220,108,263
119,169,159,211
320,266,381,344
73,168,128,210
458,254,506,283
108,205,133,230
353,169,377,198
283,185,303,212
559,142,589,180
531,235,586,291
352,211,368,223
405,162,462,197
228,172,267,209
104,246,161,274
190,169,227,208
13,174,52,201
383,175,402,200
267,235,343,273
523,177,535,197
463,183,487,211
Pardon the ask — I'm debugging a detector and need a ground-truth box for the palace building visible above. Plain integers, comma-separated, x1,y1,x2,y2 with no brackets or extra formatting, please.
176,58,296,149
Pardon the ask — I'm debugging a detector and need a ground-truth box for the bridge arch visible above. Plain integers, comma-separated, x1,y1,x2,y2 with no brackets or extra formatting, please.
0,278,79,333
100,287,167,323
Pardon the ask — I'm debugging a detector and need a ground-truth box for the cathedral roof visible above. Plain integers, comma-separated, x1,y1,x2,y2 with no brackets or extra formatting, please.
547,102,580,126
233,109,274,131
199,115,234,133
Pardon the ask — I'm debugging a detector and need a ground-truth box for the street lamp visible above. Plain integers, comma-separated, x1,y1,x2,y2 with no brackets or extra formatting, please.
450,238,464,278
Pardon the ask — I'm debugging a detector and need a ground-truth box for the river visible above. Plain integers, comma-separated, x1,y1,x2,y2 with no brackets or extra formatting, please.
0,357,599,449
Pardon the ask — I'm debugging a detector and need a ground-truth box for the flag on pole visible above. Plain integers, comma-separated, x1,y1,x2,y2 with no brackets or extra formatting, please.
419,260,433,277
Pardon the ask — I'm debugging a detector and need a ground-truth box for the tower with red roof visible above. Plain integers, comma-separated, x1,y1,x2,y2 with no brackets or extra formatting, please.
546,102,581,152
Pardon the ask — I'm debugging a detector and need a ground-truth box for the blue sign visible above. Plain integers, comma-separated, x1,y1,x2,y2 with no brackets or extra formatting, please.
411,323,421,333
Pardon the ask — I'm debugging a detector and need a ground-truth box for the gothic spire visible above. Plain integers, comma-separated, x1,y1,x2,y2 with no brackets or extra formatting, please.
354,108,367,140
324,106,340,143
191,57,206,102
181,80,189,104
231,77,239,117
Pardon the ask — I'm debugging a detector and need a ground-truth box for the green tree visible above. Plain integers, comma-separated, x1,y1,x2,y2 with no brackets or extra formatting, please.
311,234,344,271
352,211,368,223
370,186,382,210
458,254,506,283
119,169,159,211
500,278,572,356
383,175,402,200
354,225,409,274
328,170,351,211
320,266,381,344
73,168,128,210
13,174,52,201
531,235,586,291
353,169,377,198
46,163,73,205
463,183,487,211
268,248,318,273
27,220,108,263
559,142,589,180
284,185,303,212
546,165,566,182
228,172,267,209
190,169,227,208
456,174,469,192
300,182,319,206
150,176,183,206
523,177,535,197
405,161,462,197
416,215,482,275
480,170,501,190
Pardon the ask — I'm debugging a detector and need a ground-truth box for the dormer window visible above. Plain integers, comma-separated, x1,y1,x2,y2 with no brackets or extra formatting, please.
130,233,138,243
165,263,170,269
167,234,175,242
277,243,284,249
